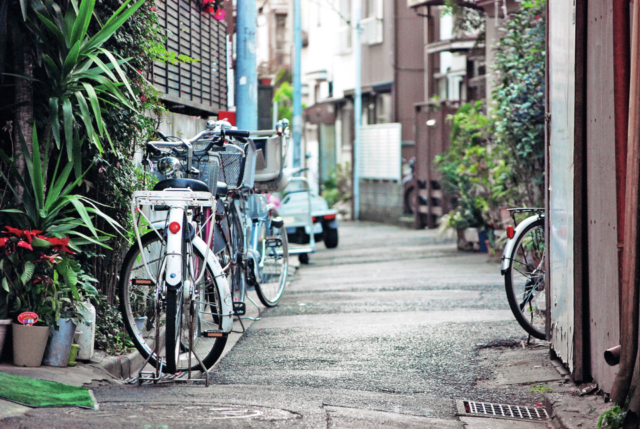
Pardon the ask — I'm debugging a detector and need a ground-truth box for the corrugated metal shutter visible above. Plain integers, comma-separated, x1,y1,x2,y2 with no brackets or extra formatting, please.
154,1,227,114
357,123,402,181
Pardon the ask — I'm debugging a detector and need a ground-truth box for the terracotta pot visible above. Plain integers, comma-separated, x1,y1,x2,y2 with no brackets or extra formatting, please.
0,319,11,358
12,323,50,367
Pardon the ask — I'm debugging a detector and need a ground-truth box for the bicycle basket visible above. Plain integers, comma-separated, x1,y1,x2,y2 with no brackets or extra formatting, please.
212,143,247,189
193,153,220,196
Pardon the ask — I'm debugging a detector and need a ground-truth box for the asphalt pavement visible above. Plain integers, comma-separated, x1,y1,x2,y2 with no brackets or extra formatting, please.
2,221,551,428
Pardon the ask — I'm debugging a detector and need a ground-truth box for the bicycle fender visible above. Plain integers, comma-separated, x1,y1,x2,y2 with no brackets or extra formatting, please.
192,237,234,333
501,215,542,275
165,208,184,288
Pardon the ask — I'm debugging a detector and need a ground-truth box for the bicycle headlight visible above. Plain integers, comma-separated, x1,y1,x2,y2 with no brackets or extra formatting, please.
157,157,183,178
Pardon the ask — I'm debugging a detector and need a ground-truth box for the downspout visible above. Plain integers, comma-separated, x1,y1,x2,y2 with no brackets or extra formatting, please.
611,0,638,407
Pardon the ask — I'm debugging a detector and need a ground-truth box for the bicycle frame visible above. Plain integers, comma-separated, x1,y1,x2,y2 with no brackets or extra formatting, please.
131,189,234,334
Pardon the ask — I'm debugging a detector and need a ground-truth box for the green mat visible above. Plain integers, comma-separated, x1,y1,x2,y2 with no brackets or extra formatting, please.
0,371,96,409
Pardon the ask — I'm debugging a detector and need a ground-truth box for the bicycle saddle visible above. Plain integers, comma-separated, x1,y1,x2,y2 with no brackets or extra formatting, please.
153,178,210,193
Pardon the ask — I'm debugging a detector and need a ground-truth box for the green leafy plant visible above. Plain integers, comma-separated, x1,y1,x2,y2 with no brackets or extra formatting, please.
492,0,546,208
321,163,352,208
530,383,552,396
598,405,626,429
274,81,293,123
436,101,507,231
0,126,122,249
92,293,132,355
28,0,145,169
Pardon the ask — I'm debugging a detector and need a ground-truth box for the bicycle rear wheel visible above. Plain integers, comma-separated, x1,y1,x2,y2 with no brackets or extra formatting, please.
119,231,227,373
504,218,547,339
255,213,289,307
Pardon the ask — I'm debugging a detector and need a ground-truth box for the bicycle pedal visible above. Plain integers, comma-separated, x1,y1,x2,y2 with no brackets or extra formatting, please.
200,329,226,338
266,236,283,247
233,302,246,315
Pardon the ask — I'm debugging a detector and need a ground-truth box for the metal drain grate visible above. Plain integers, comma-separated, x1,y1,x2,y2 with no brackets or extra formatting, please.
456,400,548,420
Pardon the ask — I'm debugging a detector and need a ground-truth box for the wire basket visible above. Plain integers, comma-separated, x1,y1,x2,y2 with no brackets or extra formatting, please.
208,143,247,189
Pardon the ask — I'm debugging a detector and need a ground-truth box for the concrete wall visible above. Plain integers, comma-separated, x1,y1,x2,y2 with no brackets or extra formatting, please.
359,179,403,225
155,112,210,139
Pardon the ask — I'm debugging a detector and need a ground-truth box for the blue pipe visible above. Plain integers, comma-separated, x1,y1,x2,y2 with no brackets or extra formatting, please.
235,0,257,131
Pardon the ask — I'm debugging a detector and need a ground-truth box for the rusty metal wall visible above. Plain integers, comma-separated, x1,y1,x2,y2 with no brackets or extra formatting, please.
548,0,577,373
413,102,458,228
585,0,620,393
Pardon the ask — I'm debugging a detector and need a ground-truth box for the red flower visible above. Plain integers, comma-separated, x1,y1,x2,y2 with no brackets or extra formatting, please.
214,8,225,21
33,276,54,285
37,253,59,263
38,237,75,254
3,227,42,243
17,241,33,251
0,237,8,248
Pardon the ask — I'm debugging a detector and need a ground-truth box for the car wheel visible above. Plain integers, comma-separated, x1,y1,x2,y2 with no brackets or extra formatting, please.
323,227,339,249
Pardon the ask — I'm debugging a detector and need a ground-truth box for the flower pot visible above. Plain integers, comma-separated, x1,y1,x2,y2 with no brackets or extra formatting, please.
68,344,80,367
43,319,77,367
0,319,11,358
76,302,96,361
12,323,50,367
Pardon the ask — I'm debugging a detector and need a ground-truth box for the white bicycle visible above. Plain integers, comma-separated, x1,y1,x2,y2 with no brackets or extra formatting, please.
118,128,249,375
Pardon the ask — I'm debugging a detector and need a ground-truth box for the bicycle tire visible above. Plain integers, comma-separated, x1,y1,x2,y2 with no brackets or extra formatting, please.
227,203,246,303
255,212,289,307
504,217,547,339
119,231,228,372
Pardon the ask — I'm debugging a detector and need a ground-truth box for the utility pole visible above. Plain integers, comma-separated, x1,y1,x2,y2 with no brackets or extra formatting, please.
235,0,257,131
353,1,362,220
292,0,302,168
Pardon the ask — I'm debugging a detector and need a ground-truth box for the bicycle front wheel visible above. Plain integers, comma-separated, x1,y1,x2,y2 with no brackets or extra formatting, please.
255,213,289,307
504,218,547,339
119,231,227,373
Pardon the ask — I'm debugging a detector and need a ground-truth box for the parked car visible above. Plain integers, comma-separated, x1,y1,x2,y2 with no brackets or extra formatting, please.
278,191,339,249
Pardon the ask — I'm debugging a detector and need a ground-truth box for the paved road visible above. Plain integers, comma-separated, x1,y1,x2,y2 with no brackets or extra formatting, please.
5,222,541,428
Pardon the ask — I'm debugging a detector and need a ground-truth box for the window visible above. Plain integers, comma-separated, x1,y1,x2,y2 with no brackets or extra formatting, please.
361,0,383,45
275,14,287,51
337,0,352,55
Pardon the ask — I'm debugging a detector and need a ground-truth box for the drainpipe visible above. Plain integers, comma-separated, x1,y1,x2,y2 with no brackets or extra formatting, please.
611,0,638,407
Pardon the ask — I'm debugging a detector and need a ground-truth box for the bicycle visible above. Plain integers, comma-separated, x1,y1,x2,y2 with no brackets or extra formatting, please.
199,120,290,309
501,208,547,340
118,127,249,376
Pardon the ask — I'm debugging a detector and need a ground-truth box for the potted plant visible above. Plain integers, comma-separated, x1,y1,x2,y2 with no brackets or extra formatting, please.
0,277,12,359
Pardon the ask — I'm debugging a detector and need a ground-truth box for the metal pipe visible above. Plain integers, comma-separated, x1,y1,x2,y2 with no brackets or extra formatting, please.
353,1,362,220
611,0,639,406
235,0,258,131
292,0,302,168
605,345,622,366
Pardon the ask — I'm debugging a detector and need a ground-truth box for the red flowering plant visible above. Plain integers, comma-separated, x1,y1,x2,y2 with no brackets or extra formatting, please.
0,227,99,327
0,128,118,326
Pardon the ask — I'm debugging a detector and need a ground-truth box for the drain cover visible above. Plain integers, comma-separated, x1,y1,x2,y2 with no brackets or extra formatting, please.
456,400,548,420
